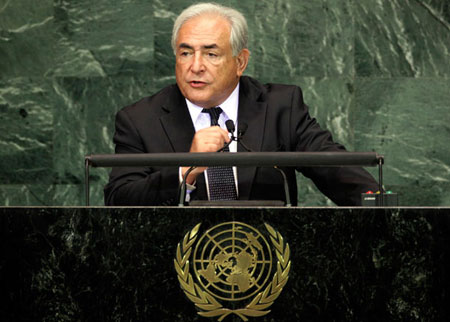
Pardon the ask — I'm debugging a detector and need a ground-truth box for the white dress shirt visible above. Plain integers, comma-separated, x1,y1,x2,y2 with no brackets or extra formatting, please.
181,83,240,201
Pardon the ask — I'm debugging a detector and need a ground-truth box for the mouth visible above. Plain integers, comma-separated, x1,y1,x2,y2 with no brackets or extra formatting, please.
189,81,207,88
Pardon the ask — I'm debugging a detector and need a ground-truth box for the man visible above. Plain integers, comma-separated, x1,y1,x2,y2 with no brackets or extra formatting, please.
104,3,378,206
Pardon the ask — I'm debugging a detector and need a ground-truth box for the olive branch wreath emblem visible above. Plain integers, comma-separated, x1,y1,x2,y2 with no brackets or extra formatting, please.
174,223,291,321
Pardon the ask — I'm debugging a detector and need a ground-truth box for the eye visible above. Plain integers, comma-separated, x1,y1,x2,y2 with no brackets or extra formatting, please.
178,49,193,57
206,52,220,60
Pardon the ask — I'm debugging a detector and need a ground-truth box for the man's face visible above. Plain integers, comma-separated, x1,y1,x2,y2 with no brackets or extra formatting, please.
175,14,249,108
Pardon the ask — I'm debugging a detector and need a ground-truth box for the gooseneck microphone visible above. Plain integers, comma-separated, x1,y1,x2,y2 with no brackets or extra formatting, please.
225,119,235,134
238,123,248,138
216,120,290,206
236,122,251,152
218,120,236,152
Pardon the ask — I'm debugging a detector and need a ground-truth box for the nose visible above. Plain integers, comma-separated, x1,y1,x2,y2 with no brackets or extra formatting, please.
190,52,205,74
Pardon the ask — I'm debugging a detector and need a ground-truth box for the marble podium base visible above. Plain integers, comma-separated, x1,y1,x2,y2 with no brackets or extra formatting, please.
1,207,449,321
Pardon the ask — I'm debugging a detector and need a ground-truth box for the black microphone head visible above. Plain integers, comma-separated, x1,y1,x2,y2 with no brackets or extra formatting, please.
238,122,248,136
225,119,235,134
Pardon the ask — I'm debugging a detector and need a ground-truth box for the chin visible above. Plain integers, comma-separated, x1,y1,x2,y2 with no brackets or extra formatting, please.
190,100,210,108
185,94,212,107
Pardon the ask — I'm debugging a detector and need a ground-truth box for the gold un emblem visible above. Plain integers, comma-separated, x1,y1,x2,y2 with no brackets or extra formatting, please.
174,221,291,321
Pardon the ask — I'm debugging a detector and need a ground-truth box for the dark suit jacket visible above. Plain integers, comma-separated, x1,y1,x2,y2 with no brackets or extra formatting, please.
104,76,379,206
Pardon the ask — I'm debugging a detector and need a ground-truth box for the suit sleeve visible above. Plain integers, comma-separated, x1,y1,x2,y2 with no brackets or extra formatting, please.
290,86,379,206
103,109,179,206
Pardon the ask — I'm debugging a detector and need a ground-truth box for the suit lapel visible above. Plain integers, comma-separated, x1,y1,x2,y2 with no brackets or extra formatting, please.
159,86,195,152
237,77,267,200
158,85,207,199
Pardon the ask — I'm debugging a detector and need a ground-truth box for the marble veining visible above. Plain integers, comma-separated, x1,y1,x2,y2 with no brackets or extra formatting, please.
1,207,449,321
0,0,449,206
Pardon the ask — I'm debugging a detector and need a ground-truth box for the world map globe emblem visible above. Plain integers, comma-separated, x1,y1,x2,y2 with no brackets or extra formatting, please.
193,222,273,301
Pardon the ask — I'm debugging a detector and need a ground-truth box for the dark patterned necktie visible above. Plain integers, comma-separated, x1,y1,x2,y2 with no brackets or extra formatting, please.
201,107,237,200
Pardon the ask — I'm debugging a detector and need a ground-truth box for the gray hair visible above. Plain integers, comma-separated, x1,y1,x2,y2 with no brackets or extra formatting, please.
171,2,248,56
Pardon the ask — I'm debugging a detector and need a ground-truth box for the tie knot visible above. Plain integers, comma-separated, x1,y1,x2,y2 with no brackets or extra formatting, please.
202,107,223,126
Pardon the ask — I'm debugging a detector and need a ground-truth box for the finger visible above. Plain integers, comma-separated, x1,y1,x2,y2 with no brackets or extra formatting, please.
190,127,229,152
201,126,230,143
216,126,231,142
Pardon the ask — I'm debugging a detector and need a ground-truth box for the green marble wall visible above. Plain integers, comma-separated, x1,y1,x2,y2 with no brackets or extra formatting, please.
1,0,449,206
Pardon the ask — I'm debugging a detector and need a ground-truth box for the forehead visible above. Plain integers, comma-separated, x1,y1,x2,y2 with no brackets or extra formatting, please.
177,14,231,47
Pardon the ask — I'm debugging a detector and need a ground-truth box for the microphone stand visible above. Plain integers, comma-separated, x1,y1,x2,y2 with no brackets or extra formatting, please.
178,165,196,206
232,122,291,206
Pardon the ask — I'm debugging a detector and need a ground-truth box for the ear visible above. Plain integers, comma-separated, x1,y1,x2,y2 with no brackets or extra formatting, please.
236,49,250,76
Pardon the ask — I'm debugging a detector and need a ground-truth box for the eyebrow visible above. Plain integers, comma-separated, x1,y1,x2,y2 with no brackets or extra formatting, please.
203,44,218,49
178,43,219,50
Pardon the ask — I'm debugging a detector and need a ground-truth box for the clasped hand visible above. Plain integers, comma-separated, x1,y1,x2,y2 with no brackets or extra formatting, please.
181,126,230,184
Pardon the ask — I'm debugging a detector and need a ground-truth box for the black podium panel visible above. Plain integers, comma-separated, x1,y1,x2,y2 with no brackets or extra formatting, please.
1,207,449,321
